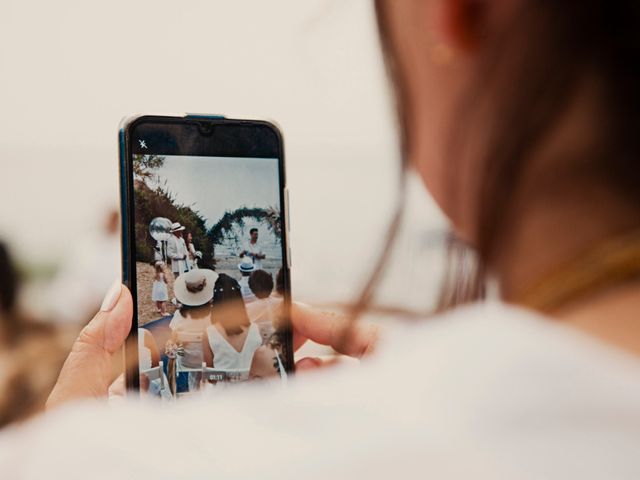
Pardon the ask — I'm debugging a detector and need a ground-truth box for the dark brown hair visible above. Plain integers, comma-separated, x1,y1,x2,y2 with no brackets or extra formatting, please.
249,270,274,299
0,242,55,340
0,242,19,316
365,0,640,314
212,273,251,335
452,1,640,262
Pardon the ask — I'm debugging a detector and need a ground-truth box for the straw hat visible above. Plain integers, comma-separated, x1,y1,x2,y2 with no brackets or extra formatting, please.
173,269,218,306
238,256,255,273
170,222,186,233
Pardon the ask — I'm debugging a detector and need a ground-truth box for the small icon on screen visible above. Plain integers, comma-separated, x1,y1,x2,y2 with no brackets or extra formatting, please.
139,140,147,149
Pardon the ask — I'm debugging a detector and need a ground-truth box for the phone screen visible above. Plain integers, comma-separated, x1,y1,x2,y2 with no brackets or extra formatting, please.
121,117,292,398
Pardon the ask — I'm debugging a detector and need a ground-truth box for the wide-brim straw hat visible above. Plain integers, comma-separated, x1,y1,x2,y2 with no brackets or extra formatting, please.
170,222,186,233
173,269,218,306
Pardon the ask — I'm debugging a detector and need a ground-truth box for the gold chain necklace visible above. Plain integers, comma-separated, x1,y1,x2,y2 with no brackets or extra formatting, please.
518,229,640,312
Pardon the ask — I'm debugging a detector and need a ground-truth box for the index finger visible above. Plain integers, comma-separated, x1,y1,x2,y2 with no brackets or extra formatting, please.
290,303,379,358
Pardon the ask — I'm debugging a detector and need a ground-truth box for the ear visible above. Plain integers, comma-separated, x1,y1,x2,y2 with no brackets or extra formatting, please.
438,0,487,53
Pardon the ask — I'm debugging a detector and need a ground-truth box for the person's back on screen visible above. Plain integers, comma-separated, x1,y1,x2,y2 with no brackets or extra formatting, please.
204,274,261,370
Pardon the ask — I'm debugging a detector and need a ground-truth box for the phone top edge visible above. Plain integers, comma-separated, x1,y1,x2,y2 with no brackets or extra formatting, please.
119,113,282,128
184,113,226,119
118,114,144,131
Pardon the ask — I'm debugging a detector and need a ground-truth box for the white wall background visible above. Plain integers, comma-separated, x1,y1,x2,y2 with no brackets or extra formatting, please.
0,0,447,314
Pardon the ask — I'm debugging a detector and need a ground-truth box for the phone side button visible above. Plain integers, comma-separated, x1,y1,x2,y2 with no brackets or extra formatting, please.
288,246,292,268
285,188,291,232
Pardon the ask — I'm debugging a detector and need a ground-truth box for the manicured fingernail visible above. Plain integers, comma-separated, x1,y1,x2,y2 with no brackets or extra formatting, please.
100,279,122,312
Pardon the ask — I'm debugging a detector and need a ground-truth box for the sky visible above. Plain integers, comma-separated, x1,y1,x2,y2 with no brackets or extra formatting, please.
149,155,281,229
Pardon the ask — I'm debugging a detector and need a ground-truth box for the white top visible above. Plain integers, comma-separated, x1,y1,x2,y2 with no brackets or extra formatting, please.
206,323,262,370
169,311,210,368
245,296,282,324
246,296,283,342
137,335,152,371
187,242,197,269
151,274,169,302
241,239,264,269
238,276,256,303
3,302,640,479
168,311,210,333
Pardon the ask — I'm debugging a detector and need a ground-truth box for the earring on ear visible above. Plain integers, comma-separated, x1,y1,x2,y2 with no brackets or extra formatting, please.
430,42,455,65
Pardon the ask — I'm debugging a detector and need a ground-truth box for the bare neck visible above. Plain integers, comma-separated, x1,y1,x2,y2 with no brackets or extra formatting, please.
494,183,639,301
493,162,640,358
489,82,640,354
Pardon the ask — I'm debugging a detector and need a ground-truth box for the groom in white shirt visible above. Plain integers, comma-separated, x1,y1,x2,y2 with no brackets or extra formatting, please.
239,228,266,270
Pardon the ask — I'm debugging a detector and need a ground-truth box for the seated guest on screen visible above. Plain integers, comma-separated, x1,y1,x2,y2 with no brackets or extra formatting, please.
237,256,257,303
169,269,217,371
245,269,282,343
203,274,262,372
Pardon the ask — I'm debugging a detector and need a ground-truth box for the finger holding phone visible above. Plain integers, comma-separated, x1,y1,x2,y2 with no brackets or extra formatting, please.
47,285,377,406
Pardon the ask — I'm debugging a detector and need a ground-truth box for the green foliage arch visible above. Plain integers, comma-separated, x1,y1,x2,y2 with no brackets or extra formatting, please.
208,206,281,247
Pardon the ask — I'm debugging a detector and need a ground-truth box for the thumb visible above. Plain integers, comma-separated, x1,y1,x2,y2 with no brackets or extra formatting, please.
47,281,133,409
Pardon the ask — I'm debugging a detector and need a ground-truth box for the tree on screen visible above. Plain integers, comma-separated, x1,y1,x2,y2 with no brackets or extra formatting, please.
133,154,165,184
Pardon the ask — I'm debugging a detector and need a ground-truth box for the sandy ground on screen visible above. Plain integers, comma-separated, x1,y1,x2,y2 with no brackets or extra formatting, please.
136,258,283,326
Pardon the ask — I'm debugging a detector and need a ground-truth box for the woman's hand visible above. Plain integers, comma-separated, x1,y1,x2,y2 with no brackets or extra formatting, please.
291,303,379,370
46,285,378,407
46,280,132,409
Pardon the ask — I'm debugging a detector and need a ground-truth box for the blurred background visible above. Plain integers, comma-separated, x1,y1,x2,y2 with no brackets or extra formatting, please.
0,0,448,327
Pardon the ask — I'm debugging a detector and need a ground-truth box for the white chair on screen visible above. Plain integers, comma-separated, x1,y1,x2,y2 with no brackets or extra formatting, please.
141,360,172,398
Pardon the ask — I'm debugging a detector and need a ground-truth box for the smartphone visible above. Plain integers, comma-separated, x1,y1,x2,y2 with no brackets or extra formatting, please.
119,114,293,398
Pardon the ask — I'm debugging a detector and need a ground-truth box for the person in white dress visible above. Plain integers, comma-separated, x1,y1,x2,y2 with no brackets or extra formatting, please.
166,222,190,277
239,228,265,270
150,262,169,316
203,274,262,375
185,232,198,270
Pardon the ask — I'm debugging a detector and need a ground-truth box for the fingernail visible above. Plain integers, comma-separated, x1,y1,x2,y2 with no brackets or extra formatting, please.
100,279,122,312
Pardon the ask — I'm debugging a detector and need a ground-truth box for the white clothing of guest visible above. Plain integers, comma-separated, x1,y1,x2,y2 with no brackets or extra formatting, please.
4,302,640,480
246,296,283,342
206,323,262,370
246,296,282,323
169,311,210,369
151,273,169,302
187,242,198,270
241,239,264,269
238,276,256,303
138,335,152,371
166,234,190,276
